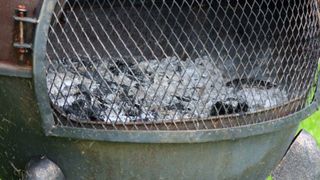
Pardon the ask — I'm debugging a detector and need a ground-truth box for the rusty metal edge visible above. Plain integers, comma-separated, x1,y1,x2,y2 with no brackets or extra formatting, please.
0,62,32,78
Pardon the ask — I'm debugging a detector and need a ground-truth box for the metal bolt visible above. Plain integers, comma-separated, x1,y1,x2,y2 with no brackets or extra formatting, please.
16,4,27,64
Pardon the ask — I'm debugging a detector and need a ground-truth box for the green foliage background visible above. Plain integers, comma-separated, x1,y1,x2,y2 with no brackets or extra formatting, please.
300,61,320,145
300,109,320,145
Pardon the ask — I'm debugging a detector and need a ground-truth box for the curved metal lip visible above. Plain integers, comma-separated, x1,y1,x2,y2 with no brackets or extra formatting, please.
47,100,318,143
51,97,303,130
33,0,320,143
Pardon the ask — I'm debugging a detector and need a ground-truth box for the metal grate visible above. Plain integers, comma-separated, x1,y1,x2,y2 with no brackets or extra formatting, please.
45,0,320,130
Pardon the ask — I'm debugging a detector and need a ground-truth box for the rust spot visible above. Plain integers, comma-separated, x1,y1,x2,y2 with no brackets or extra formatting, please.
0,0,41,65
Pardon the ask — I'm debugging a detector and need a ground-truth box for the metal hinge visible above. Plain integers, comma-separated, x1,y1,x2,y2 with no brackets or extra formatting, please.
13,5,38,65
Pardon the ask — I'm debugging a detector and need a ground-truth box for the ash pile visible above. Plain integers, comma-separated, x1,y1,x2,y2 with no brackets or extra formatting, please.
47,55,288,123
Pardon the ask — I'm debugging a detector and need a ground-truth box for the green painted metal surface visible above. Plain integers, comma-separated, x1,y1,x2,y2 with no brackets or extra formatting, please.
0,0,319,179
0,75,314,179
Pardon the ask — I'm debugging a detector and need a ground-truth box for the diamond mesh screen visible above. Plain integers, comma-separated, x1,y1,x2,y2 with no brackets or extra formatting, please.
45,0,320,130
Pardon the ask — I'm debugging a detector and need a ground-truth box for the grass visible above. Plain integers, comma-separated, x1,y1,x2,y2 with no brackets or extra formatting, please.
300,61,320,145
299,110,320,145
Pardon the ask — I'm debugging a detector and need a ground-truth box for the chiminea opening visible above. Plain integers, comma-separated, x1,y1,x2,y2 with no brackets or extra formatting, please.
45,0,320,130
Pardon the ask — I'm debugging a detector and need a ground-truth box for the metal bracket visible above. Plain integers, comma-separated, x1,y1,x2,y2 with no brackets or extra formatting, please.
13,5,38,65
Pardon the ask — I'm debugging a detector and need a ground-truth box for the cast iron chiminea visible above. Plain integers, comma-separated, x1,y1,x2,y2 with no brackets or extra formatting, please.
0,0,319,179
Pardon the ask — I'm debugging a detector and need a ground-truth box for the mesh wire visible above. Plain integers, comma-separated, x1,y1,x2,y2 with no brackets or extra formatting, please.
45,0,320,130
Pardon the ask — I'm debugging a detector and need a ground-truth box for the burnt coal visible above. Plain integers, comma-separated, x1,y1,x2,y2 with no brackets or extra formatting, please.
210,100,249,116
47,56,288,122
226,78,276,89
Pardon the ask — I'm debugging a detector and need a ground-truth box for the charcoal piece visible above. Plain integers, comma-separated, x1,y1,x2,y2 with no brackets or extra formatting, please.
95,97,108,109
118,89,133,103
65,98,101,121
109,65,120,76
150,110,159,119
73,58,95,79
226,78,275,89
65,99,87,116
236,102,249,113
77,66,92,79
86,108,101,121
91,68,107,82
210,101,249,116
124,104,142,117
121,84,131,94
100,81,118,94
109,60,131,76
127,68,145,81
166,103,185,111
77,84,91,102
92,87,108,100
174,95,191,102
76,56,93,67
176,64,182,72
59,57,69,65
210,102,233,116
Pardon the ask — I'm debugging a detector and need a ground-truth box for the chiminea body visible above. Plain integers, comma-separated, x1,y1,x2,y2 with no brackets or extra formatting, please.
0,0,319,179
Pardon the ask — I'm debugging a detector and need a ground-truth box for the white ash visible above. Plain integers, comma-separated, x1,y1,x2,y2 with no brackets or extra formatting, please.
46,56,288,122
236,87,288,110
